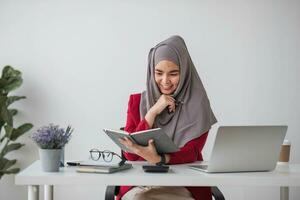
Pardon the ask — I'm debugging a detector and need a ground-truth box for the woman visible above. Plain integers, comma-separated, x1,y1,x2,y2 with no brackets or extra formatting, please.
119,35,217,200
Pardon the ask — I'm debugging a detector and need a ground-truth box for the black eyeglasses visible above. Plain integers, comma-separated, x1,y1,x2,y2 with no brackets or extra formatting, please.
89,149,125,165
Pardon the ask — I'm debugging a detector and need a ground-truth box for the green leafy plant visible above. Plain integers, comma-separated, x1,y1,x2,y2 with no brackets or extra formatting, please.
0,65,33,179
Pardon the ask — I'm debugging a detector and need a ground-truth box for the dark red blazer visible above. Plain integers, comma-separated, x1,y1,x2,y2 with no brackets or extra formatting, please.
117,93,212,200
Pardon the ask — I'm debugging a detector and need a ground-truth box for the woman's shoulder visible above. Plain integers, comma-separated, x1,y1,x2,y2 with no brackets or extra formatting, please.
128,93,142,108
129,93,141,100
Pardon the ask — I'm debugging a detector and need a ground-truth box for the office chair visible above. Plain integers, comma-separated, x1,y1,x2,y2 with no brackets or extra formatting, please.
105,185,225,200
104,127,225,200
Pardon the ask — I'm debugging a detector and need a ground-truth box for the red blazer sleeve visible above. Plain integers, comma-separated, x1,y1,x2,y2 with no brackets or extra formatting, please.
123,94,149,161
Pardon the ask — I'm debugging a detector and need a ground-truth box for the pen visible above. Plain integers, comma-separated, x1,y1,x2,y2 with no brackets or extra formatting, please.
66,161,81,166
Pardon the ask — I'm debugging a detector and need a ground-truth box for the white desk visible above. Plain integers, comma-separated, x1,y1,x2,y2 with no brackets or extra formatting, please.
15,161,300,200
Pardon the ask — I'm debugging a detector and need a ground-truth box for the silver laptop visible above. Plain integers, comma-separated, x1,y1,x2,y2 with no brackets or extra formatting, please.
189,125,287,173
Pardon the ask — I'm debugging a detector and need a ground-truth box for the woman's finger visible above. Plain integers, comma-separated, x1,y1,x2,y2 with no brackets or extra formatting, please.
119,138,128,148
148,139,155,147
166,96,175,103
124,137,135,147
169,107,175,113
168,96,176,103
172,103,176,111
169,96,176,102
168,101,176,111
147,139,158,155
119,137,133,148
119,138,126,145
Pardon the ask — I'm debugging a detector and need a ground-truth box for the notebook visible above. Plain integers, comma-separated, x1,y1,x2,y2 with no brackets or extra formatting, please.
76,163,133,174
103,128,179,154
67,159,123,167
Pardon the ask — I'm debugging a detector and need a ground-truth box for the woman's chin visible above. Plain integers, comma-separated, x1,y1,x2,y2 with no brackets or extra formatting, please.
161,89,175,95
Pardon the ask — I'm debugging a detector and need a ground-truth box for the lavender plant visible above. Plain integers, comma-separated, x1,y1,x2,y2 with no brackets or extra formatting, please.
31,124,73,149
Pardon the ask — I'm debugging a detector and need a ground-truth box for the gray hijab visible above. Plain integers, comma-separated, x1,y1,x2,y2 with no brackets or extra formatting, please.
140,35,217,148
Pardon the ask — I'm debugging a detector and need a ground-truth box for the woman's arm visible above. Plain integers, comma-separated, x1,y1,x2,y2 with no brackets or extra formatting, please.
122,131,208,164
122,119,149,161
144,94,177,128
123,94,149,161
122,94,176,163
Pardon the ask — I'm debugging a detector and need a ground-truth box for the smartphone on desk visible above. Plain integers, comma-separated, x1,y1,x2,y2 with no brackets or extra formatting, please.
142,165,169,173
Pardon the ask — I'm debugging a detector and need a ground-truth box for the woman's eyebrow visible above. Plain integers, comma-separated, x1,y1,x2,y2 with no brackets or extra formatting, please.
155,69,163,72
155,69,179,73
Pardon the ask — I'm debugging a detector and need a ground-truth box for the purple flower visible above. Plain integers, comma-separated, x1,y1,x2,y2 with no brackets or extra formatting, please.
31,124,73,149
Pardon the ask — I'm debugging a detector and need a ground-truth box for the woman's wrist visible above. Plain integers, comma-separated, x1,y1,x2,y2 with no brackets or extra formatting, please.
165,154,170,164
155,154,170,165
145,109,157,128
153,154,162,164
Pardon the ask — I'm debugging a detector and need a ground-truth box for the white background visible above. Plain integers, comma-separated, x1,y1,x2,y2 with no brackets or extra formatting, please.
0,0,299,199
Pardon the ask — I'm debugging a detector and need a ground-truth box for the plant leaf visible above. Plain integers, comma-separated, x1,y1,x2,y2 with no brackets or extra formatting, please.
0,158,17,170
0,119,5,141
0,79,8,91
7,96,26,106
2,66,21,79
1,66,23,93
3,79,23,93
9,109,18,116
0,135,5,143
0,94,7,106
1,105,13,126
4,159,17,170
2,167,20,174
0,95,9,128
0,158,9,169
10,123,33,141
0,119,5,134
4,125,13,140
2,143,24,155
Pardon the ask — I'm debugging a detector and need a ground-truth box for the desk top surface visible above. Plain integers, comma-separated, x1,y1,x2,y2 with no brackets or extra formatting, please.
15,161,300,187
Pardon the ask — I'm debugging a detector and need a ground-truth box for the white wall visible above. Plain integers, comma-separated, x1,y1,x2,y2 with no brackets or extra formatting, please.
0,0,299,199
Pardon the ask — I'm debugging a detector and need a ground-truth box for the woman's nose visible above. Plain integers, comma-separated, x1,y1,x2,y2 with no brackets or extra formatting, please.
162,75,170,84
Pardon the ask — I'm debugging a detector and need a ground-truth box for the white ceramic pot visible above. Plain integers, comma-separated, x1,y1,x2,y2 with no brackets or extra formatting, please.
39,148,62,172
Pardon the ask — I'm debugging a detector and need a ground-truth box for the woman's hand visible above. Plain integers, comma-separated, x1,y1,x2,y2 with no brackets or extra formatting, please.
119,137,161,164
151,94,176,114
145,94,176,128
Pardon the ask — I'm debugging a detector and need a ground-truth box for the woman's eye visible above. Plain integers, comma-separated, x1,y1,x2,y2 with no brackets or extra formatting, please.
155,72,162,75
170,73,179,76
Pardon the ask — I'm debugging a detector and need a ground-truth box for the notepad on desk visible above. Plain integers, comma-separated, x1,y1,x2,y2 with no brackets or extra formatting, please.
103,128,179,154
76,163,133,174
67,159,123,167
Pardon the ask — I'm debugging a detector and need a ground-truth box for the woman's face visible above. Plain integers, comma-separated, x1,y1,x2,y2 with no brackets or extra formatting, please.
154,60,180,95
